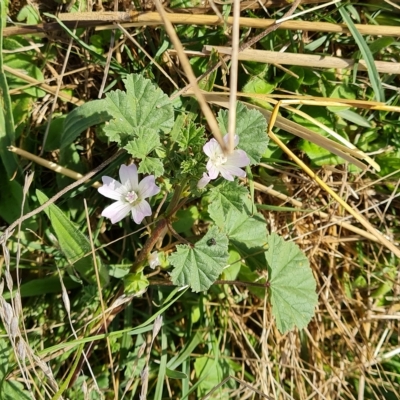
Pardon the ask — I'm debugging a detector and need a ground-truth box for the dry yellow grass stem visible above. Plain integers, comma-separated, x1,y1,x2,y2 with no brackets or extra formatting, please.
56,12,400,37
3,65,83,105
268,101,400,258
152,0,225,150
203,46,400,75
8,146,101,188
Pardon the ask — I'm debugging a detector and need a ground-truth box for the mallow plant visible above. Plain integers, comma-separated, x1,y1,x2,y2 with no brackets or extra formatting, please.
60,73,317,333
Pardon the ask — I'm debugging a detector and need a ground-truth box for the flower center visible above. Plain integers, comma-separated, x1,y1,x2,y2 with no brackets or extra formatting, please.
212,150,227,167
125,191,138,204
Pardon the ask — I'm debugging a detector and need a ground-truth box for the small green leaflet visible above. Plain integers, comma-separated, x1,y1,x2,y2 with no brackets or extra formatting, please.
123,271,149,296
103,74,174,145
217,102,269,164
208,181,248,228
169,226,229,292
138,157,164,177
265,233,317,334
176,120,205,151
124,128,161,158
124,127,164,177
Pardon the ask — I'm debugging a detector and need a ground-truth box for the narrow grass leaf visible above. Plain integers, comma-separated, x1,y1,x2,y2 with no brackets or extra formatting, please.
338,4,384,102
36,190,108,285
154,330,168,400
61,99,111,148
0,3,20,179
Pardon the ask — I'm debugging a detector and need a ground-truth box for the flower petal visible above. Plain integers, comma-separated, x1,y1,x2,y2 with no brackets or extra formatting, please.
206,160,220,179
131,200,152,224
219,164,246,180
119,164,139,192
98,177,126,201
222,134,239,147
203,139,221,158
138,175,160,199
226,149,250,168
101,201,131,224
197,172,211,189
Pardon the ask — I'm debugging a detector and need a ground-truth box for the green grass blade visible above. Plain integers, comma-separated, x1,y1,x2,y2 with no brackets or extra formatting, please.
154,326,168,399
0,2,21,179
337,4,385,102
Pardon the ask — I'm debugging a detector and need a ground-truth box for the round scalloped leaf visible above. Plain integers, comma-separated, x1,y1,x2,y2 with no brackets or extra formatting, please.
217,102,269,164
265,233,317,334
103,74,174,145
169,226,229,292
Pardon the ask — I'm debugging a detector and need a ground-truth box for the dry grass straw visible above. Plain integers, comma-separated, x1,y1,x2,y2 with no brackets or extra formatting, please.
204,45,400,75
55,11,400,37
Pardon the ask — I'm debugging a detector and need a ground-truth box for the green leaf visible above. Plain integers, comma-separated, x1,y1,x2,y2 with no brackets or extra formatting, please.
265,233,317,334
298,140,342,167
368,36,395,55
217,102,269,164
242,76,275,109
0,10,21,179
169,226,229,292
36,190,109,285
223,197,268,270
123,271,149,296
103,74,174,145
335,109,372,128
165,368,188,379
4,54,46,97
137,157,164,177
238,264,267,299
173,205,200,235
198,47,218,92
0,339,31,400
124,128,161,158
338,4,385,102
61,99,111,148
176,120,205,151
43,114,67,151
221,249,242,281
17,5,41,24
208,181,248,228
194,356,235,399
2,276,80,300
0,163,33,228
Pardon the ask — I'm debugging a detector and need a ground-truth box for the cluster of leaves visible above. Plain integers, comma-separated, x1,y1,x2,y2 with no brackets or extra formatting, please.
59,74,318,333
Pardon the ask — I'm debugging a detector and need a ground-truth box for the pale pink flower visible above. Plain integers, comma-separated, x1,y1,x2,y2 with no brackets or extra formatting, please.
98,164,160,224
197,134,250,189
